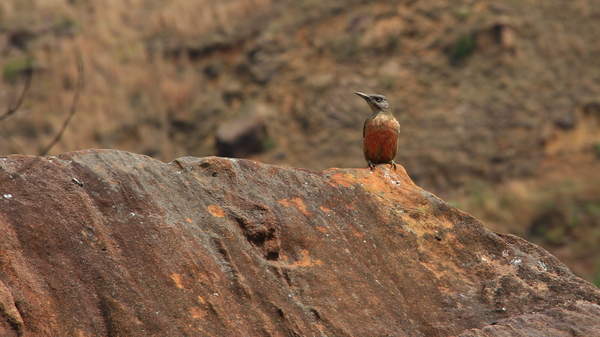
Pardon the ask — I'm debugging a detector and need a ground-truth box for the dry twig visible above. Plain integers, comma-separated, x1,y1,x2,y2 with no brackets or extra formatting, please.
40,53,84,156
0,60,33,122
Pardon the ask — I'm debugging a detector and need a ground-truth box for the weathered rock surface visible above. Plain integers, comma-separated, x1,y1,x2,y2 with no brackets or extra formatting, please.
0,149,598,336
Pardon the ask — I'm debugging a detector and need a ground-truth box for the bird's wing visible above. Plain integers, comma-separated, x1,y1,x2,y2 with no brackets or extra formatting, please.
362,119,368,138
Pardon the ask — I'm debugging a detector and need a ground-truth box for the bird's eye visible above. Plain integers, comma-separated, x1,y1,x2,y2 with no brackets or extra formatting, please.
375,97,381,102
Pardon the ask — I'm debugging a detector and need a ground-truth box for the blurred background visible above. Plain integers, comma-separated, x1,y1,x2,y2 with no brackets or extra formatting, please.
1,0,599,284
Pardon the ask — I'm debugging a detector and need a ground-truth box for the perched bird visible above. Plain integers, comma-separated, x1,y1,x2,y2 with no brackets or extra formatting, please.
355,92,400,170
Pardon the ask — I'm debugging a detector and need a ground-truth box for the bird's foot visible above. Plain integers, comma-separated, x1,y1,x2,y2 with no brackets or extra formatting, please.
389,160,397,170
367,161,376,171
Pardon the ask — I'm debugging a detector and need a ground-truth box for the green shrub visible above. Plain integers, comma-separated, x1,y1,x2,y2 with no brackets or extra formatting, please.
3,58,32,83
593,142,600,158
451,34,476,63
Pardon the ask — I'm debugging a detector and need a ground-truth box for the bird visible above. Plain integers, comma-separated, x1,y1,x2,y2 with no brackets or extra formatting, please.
355,92,400,170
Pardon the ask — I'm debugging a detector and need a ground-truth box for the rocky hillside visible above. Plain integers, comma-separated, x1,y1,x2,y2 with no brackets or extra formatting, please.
1,1,600,281
0,149,599,336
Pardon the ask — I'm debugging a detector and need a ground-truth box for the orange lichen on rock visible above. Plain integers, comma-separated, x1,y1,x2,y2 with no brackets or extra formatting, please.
207,204,226,217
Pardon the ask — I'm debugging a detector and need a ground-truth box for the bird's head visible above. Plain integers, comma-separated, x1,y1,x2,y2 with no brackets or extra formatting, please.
355,92,391,113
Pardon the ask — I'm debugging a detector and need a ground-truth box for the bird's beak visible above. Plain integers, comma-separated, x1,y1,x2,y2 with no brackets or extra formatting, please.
355,92,370,101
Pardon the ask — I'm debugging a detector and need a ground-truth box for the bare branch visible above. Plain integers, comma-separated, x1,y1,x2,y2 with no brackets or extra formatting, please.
40,52,84,156
0,60,33,122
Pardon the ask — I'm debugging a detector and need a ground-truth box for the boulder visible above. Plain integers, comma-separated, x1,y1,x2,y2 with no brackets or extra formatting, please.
0,149,598,336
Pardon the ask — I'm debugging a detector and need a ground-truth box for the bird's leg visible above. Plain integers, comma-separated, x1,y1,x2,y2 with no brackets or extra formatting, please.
389,160,397,170
367,160,376,170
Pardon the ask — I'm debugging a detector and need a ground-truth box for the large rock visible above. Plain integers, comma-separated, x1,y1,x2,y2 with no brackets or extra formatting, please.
0,149,598,336
215,104,272,159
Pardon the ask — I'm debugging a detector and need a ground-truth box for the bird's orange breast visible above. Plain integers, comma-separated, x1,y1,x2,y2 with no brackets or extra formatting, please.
363,116,399,164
